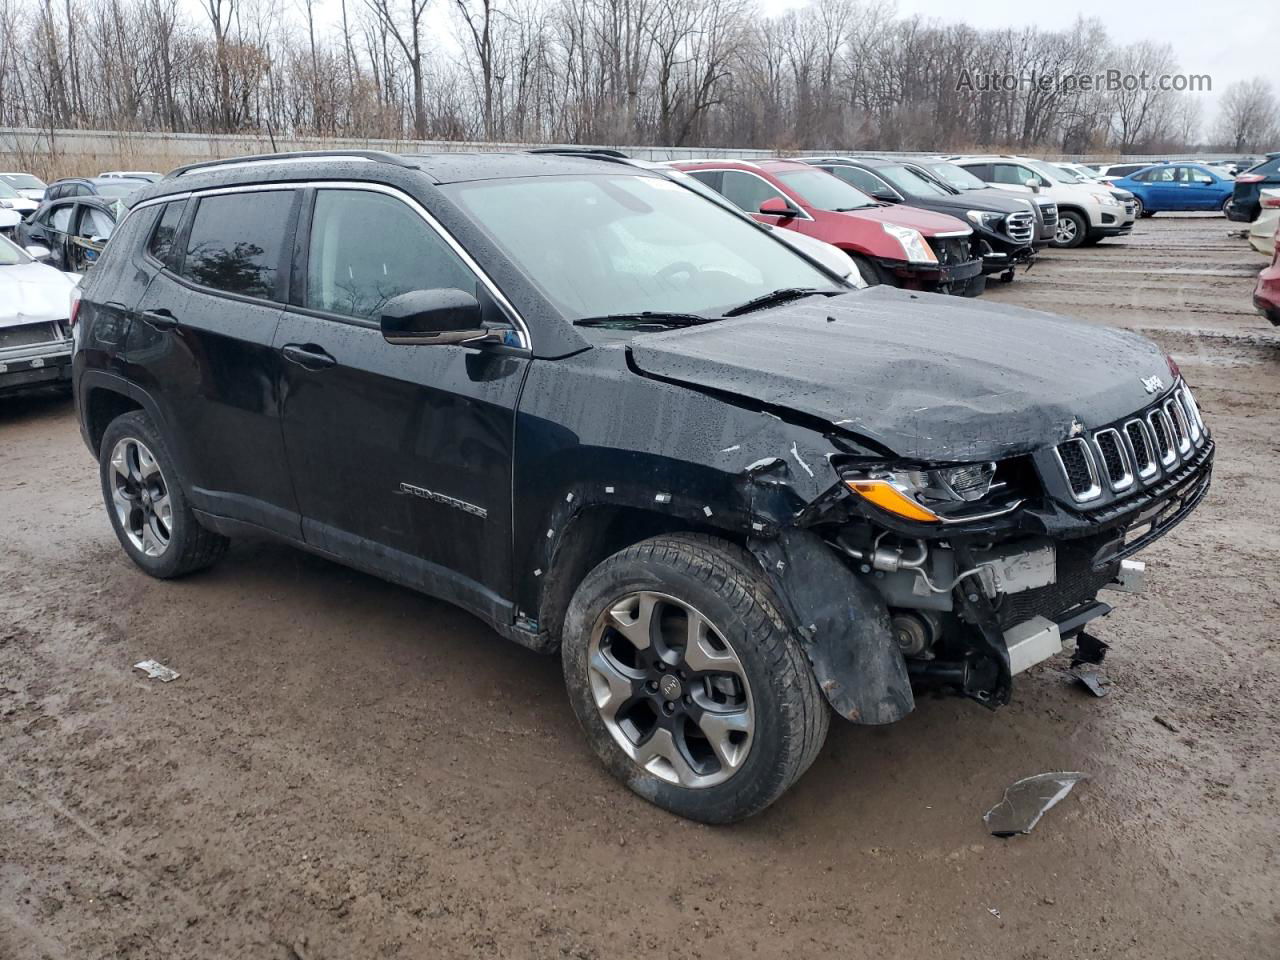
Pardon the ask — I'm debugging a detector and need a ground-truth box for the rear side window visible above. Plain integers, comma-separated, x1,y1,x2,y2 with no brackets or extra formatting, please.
305,189,477,320
1255,157,1280,176
148,201,185,264
180,191,294,300
78,207,114,240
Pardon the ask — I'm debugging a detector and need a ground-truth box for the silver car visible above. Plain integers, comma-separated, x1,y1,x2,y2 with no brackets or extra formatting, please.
0,235,77,396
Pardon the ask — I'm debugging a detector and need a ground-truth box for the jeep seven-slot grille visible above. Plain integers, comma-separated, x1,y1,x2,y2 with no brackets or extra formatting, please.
1005,212,1034,244
1053,385,1208,504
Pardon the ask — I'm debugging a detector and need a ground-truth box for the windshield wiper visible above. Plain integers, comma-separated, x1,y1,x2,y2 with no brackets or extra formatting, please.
573,311,711,329
722,287,838,318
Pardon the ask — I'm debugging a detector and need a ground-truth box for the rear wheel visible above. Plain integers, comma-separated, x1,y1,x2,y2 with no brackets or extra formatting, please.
1052,210,1087,248
1220,196,1232,215
561,534,828,823
99,410,228,579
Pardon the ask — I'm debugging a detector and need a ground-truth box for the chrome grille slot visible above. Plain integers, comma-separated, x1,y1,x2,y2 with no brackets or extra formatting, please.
1005,212,1034,244
1054,438,1101,502
1176,388,1202,443
1148,409,1177,466
1125,419,1157,478
1164,398,1190,454
1093,428,1133,491
1038,201,1058,227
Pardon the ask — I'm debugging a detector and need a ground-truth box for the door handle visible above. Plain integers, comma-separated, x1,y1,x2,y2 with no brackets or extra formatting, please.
281,343,337,370
141,309,178,330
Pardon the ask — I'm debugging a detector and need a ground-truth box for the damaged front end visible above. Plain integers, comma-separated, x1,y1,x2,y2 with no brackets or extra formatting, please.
752,379,1213,716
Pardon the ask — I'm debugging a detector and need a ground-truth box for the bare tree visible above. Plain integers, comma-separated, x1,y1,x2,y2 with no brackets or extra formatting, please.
1215,77,1278,152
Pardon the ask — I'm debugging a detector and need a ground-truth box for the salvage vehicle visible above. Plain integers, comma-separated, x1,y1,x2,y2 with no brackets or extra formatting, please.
950,154,1131,248
670,158,984,295
0,172,48,201
1226,153,1280,223
797,156,1037,282
1110,163,1235,217
912,159,1058,247
16,196,120,273
73,151,1213,822
0,234,76,396
1248,189,1280,257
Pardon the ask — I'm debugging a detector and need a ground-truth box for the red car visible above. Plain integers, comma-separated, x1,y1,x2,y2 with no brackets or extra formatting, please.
1256,220,1280,326
669,159,984,296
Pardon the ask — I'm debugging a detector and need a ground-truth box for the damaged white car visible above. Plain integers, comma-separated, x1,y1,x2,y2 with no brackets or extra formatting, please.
0,235,78,397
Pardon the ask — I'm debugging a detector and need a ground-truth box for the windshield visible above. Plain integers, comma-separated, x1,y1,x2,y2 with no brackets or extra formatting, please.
95,180,145,198
923,162,987,191
1029,160,1074,184
0,234,29,266
774,168,876,210
1,173,46,190
447,174,839,320
877,165,949,198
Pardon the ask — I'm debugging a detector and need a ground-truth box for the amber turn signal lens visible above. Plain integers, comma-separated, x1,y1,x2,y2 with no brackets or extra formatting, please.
846,480,940,523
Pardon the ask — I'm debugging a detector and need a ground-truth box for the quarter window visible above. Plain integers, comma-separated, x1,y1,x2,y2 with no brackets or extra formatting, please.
180,191,295,299
305,189,477,320
148,201,185,264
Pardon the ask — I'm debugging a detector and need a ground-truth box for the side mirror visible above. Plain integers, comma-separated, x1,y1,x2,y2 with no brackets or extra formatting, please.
380,288,492,346
25,244,51,261
759,196,801,218
1024,178,1041,193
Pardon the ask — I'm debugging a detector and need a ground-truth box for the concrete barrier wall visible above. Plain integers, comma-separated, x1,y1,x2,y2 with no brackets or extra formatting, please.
0,126,1244,180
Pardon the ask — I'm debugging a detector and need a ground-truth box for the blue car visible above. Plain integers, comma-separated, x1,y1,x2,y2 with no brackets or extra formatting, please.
1111,163,1236,217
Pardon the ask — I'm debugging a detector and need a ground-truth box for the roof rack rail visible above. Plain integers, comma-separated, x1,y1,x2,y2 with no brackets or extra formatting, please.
526,146,631,160
165,150,417,180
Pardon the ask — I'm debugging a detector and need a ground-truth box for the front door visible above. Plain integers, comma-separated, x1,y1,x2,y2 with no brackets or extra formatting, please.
275,185,527,619
127,188,302,537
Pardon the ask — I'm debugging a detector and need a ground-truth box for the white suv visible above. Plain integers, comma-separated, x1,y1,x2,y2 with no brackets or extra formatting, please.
949,155,1132,249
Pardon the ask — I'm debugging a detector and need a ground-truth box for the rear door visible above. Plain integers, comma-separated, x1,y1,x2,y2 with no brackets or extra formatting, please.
1146,167,1179,208
275,185,527,615
127,188,301,537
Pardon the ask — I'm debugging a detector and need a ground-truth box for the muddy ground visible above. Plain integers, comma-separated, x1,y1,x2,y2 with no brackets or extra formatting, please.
2,215,1277,959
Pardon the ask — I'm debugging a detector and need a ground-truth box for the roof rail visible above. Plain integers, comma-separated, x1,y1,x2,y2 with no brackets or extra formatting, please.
164,150,417,180
526,147,631,160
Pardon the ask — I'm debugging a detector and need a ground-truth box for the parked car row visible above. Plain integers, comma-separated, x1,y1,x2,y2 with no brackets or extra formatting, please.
66,148,1215,822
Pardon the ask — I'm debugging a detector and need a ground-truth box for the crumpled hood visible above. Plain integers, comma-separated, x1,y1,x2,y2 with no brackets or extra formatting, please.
627,286,1171,462
0,261,74,328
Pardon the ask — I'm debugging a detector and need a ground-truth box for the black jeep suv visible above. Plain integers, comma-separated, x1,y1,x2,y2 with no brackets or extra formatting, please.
73,151,1213,822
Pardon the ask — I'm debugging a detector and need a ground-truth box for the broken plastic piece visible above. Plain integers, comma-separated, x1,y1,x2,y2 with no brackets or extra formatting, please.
1070,631,1109,667
134,659,180,682
984,771,1087,837
1069,666,1109,697
655,493,672,504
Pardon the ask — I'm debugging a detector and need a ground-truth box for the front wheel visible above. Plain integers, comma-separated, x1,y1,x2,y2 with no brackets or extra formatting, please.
561,534,829,823
1132,197,1145,218
1051,210,1087,248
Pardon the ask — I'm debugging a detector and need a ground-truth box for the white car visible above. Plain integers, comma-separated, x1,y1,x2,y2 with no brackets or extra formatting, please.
0,178,38,219
950,155,1132,248
0,172,48,202
0,234,78,396
99,170,163,183
1249,189,1280,258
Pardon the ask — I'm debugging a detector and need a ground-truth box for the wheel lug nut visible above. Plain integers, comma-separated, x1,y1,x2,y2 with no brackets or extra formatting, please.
646,680,658,692
678,670,686,680
682,694,692,705
663,702,675,715
655,662,665,672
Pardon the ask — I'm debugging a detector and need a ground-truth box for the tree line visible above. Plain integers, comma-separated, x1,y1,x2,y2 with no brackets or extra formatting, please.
1,0,1276,154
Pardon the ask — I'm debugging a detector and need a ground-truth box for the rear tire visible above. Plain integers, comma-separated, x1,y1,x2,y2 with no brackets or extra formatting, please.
561,533,829,823
99,410,229,579
1051,210,1087,248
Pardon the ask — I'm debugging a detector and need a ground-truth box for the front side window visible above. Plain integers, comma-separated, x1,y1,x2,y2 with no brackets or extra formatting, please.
877,165,948,198
447,174,836,320
775,168,876,211
180,190,295,299
824,165,889,197
993,163,1039,186
926,162,987,190
50,204,73,232
306,189,477,320
719,171,788,213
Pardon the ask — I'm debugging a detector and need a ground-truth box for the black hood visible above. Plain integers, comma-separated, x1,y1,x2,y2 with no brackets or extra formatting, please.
906,189,1032,218
626,286,1171,462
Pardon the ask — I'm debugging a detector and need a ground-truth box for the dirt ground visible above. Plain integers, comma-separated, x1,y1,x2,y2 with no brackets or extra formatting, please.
2,215,1277,959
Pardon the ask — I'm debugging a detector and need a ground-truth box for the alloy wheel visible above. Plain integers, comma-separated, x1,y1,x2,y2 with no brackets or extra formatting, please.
587,591,754,789
1054,217,1078,245
109,437,173,557
1133,198,1144,218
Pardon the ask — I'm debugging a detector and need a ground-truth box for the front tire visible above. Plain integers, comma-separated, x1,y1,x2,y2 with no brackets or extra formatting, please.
1132,197,1145,218
561,534,829,823
1051,210,1087,248
99,410,228,579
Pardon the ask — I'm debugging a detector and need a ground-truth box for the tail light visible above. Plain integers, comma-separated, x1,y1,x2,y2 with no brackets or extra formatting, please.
1262,195,1280,209
69,286,82,329
1236,174,1266,184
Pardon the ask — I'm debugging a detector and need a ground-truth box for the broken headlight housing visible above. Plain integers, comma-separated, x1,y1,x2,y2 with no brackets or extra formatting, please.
844,460,1031,524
